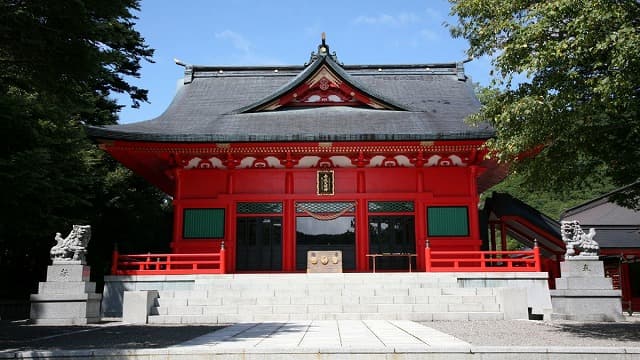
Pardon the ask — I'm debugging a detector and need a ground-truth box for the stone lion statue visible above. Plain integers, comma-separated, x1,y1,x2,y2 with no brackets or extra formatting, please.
560,220,599,258
50,225,91,263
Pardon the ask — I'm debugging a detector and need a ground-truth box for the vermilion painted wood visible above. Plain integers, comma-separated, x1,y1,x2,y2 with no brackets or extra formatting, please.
112,248,540,275
112,251,226,275
167,164,484,272
424,248,541,272
100,139,507,274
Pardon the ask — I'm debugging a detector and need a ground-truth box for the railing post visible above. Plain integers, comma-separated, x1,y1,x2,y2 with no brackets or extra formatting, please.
220,241,226,274
111,246,119,275
424,239,431,272
533,239,541,272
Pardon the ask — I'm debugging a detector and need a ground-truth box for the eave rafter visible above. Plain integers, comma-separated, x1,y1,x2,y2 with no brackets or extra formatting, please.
100,140,489,171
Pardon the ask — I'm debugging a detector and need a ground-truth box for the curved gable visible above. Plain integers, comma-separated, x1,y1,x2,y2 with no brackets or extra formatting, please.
235,42,407,113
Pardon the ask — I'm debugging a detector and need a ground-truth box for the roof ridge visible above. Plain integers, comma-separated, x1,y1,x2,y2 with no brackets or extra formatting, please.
560,181,640,219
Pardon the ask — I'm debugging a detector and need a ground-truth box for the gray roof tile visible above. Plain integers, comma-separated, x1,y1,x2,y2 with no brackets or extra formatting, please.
88,54,491,143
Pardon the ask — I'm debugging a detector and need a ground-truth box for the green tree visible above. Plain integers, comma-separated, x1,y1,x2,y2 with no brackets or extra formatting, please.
0,0,166,312
449,0,640,209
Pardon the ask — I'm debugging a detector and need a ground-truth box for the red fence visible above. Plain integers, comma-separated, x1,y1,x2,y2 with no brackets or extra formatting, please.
111,249,226,275
110,245,540,275
425,245,541,272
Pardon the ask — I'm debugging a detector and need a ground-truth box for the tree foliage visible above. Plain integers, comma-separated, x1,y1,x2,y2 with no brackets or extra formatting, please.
0,0,170,309
449,0,640,209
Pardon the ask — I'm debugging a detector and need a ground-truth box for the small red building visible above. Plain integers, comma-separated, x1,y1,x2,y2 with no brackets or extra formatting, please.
88,39,508,273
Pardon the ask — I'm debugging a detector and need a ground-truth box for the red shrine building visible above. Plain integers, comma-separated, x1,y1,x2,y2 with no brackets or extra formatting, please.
88,38,510,274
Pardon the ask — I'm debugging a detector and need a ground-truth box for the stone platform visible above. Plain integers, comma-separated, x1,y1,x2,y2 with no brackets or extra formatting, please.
103,272,552,323
30,264,101,325
551,258,624,321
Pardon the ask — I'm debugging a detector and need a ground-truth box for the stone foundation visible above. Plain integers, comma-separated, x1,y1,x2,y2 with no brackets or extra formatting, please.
30,263,101,325
551,258,624,322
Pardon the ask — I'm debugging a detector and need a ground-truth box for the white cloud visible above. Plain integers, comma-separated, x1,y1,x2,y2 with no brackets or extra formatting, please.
215,30,251,53
354,12,420,26
420,29,439,41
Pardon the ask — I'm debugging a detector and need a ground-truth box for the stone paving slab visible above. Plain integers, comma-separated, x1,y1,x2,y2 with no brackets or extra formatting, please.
174,320,471,352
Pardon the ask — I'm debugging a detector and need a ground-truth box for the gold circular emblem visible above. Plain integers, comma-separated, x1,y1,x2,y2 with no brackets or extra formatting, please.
320,256,329,265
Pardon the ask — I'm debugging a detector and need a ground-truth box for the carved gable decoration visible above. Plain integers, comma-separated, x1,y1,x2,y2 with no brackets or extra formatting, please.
236,36,406,114
255,64,395,111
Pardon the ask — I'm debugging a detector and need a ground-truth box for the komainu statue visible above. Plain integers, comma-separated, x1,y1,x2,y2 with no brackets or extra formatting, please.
560,220,599,258
50,225,91,263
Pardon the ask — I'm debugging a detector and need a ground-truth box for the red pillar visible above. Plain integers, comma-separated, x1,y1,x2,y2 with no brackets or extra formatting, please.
111,247,119,275
283,198,296,272
219,241,226,274
171,168,183,252
282,171,295,271
356,197,368,271
533,240,541,272
424,239,432,272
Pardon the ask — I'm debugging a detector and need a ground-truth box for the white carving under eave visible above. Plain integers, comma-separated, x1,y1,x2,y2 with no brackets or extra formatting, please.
296,156,321,168
265,156,285,168
184,157,202,169
395,155,412,167
238,156,256,169
183,153,470,170
331,156,355,168
425,154,467,167
184,156,225,169
209,157,225,168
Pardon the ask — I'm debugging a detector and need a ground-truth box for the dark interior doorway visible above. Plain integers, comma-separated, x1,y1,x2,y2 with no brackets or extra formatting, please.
236,217,282,271
296,216,356,271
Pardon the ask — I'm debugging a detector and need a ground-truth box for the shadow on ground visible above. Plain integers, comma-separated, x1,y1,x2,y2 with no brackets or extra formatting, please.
555,322,640,342
0,320,225,351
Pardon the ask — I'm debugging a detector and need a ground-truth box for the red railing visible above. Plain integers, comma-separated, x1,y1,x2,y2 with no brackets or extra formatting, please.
111,248,226,275
424,242,541,272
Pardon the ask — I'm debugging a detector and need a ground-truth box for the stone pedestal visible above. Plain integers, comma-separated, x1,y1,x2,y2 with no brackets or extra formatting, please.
550,257,624,322
30,263,101,325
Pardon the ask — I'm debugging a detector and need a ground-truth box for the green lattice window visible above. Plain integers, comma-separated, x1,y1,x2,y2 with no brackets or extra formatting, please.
368,201,414,213
296,202,355,213
427,207,469,237
183,208,225,239
237,202,282,214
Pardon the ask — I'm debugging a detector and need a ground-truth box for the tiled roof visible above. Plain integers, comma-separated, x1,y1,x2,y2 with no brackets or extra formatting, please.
87,47,491,143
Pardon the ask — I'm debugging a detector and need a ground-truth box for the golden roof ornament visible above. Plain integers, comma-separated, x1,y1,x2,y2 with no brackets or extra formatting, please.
306,32,341,66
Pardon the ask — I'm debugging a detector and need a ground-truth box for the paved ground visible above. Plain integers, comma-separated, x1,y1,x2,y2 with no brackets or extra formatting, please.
176,320,470,351
0,321,224,352
1,317,639,358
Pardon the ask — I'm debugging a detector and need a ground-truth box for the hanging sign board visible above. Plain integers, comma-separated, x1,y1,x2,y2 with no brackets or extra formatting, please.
317,170,334,195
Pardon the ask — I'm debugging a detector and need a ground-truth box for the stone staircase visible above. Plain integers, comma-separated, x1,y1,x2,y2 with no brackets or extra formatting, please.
146,273,510,324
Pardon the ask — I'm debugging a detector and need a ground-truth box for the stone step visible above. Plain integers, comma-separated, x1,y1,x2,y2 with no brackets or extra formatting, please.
147,311,505,324
152,302,501,316
191,274,460,288
148,274,508,324
156,287,499,300
155,293,497,307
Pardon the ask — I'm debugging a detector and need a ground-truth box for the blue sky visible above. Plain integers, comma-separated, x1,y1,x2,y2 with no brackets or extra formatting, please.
116,0,491,124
